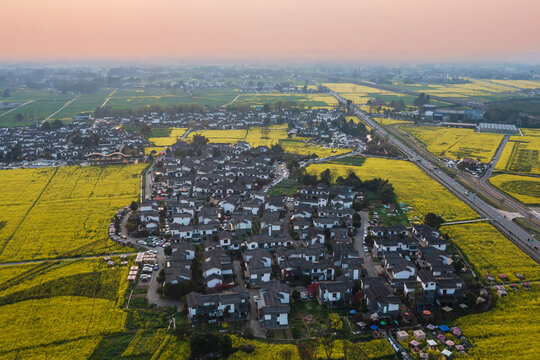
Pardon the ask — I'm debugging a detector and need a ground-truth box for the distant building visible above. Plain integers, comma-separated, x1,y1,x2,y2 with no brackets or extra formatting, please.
477,123,518,135
464,109,484,122
76,112,93,122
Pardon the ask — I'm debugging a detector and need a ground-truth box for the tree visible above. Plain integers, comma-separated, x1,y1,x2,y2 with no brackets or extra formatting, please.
189,332,232,359
413,93,431,108
342,340,368,360
297,341,315,360
319,334,335,360
292,290,301,303
261,117,271,139
192,134,209,147
129,201,138,212
320,168,332,186
140,124,152,138
2,89,9,98
156,269,166,283
424,212,445,229
51,119,63,130
353,212,362,228
328,313,343,331
13,113,24,123
164,245,172,256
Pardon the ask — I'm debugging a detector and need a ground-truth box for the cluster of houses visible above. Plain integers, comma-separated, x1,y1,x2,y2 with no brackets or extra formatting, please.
0,118,148,166
134,138,368,330
136,135,468,331
366,223,465,317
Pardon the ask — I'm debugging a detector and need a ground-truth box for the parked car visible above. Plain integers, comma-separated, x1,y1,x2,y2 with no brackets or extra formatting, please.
364,246,369,253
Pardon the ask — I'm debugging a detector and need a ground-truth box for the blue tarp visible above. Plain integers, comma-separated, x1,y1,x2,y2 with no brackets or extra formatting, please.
370,325,379,330
439,325,450,332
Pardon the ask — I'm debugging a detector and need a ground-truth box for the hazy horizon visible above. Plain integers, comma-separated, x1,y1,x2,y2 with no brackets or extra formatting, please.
1,0,539,63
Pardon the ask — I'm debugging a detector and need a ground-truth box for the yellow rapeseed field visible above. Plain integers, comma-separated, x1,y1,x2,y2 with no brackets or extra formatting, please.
187,129,248,144
228,335,300,360
323,83,408,106
0,336,102,360
487,79,540,90
236,93,338,109
441,223,540,282
489,174,540,204
520,128,540,137
373,117,414,126
0,296,126,354
495,135,540,175
453,284,540,360
307,157,477,222
149,127,188,146
0,164,145,262
403,125,504,162
145,146,167,155
188,125,352,158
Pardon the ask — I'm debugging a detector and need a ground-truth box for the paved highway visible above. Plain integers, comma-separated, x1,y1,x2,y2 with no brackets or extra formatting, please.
330,91,540,263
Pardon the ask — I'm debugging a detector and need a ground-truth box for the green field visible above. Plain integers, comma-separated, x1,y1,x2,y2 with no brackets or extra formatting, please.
267,179,300,196
52,89,112,120
0,91,74,127
0,88,113,126
106,87,239,109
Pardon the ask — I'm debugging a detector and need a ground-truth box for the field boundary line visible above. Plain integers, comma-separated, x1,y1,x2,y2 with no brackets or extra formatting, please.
0,100,35,118
100,89,117,108
221,94,240,108
0,167,59,256
0,252,138,267
41,94,81,124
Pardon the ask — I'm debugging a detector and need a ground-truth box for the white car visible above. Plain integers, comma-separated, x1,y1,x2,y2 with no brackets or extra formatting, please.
364,246,369,253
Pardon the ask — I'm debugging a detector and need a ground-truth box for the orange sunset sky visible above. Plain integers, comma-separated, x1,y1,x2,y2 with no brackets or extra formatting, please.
0,0,539,61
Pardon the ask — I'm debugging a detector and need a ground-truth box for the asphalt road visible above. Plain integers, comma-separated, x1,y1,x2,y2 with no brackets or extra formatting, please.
353,211,379,278
330,91,540,263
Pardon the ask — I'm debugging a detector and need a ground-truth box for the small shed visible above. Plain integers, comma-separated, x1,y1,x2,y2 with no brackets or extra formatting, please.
409,340,420,348
439,325,450,332
413,329,426,341
442,349,453,358
396,330,409,341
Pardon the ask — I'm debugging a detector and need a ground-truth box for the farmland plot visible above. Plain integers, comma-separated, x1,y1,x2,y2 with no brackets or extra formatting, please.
495,135,540,175
188,125,351,157
0,164,145,262
441,223,540,282
403,125,503,162
307,157,478,222
489,174,540,204
235,93,337,109
149,127,188,146
0,296,126,354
